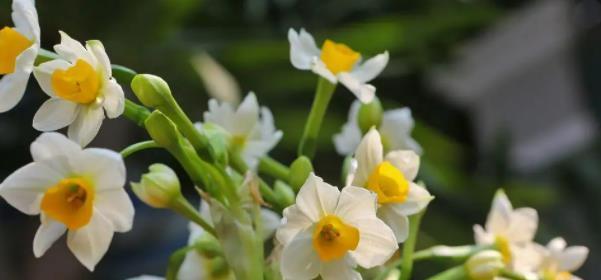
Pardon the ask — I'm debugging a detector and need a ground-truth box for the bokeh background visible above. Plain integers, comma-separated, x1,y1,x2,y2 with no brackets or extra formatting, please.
1,0,600,279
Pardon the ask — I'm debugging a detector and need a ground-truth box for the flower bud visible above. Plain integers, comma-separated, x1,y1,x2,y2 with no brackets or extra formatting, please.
357,97,383,134
131,164,182,208
273,180,295,207
145,110,182,148
131,74,174,109
465,250,505,280
288,156,313,192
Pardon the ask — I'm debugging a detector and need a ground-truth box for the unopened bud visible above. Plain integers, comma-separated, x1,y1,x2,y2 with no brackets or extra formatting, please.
131,164,182,208
357,97,383,134
273,180,295,207
465,250,504,280
288,156,313,192
131,74,174,109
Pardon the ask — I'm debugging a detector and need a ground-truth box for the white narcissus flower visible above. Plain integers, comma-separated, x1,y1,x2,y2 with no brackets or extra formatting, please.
288,28,389,103
473,190,541,274
0,132,134,271
0,0,40,112
349,128,433,242
276,173,398,280
32,31,125,147
537,237,588,280
202,92,282,169
333,100,421,156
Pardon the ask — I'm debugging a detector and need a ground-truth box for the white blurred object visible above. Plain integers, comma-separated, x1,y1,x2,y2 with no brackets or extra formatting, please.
429,0,598,172
192,52,241,104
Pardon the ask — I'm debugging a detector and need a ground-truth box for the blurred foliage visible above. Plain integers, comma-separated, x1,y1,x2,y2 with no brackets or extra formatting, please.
0,0,600,279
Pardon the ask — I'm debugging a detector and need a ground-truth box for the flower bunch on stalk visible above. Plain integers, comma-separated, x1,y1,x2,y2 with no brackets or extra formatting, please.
0,1,590,279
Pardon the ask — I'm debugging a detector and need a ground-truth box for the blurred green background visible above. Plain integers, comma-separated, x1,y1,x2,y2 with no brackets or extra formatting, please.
0,0,600,279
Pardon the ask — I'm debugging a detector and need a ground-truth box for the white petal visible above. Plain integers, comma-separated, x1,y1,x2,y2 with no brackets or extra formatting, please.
260,208,281,240
506,207,538,243
94,189,134,232
485,190,513,234
75,148,126,191
337,72,375,103
280,228,321,280
558,246,589,272
351,51,389,83
288,28,320,70
232,92,260,135
548,237,567,253
33,215,66,257
384,150,420,181
178,251,209,280
67,105,105,147
101,79,124,118
12,0,40,42
295,173,340,221
335,186,378,222
381,108,422,154
351,128,383,187
320,257,361,280
333,101,362,156
86,40,112,78
0,161,64,215
389,183,432,216
311,58,337,84
67,212,115,271
0,46,37,112
276,205,313,246
30,132,81,162
54,31,96,66
33,59,71,97
377,205,409,243
33,99,79,131
349,216,398,268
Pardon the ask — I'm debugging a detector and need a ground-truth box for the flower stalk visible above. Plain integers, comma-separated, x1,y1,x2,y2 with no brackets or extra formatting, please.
400,209,427,280
298,77,336,158
258,156,290,181
120,140,159,158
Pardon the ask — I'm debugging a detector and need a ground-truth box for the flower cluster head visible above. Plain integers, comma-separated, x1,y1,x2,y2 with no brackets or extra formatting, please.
276,173,398,280
537,237,588,280
288,28,389,103
0,132,134,270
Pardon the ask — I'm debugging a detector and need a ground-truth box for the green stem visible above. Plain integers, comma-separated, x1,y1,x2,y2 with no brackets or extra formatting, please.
374,257,403,280
120,140,159,158
170,196,217,236
400,210,427,280
230,152,281,210
413,244,492,262
258,156,290,181
298,77,336,159
425,265,467,280
165,245,194,280
124,99,151,126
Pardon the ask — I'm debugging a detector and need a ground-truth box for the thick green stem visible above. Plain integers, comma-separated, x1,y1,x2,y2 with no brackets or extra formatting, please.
170,196,217,236
400,210,427,280
258,156,290,181
425,265,467,280
298,77,336,159
120,140,159,158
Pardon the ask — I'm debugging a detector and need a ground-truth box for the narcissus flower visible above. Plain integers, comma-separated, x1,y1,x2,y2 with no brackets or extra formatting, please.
349,128,432,242
288,28,389,103
276,173,398,280
0,0,40,112
473,190,541,274
33,31,125,147
201,92,282,169
537,237,588,280
334,100,421,156
0,132,134,270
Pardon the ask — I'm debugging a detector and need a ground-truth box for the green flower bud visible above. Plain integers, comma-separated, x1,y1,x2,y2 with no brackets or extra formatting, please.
288,156,313,192
144,110,181,148
131,164,182,208
131,74,174,109
200,122,230,167
465,250,504,280
273,180,295,207
357,97,383,134
193,232,223,258
341,156,353,185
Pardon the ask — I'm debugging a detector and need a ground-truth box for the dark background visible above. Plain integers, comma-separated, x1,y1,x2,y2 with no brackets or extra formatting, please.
0,0,600,279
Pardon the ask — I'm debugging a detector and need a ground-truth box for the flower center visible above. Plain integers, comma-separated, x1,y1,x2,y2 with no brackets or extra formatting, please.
494,236,512,265
320,39,360,74
40,177,95,230
0,26,33,74
367,161,409,204
312,215,359,261
51,59,101,104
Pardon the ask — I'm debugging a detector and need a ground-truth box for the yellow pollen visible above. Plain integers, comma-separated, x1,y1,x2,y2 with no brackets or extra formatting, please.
41,177,95,230
51,59,100,104
0,26,33,74
367,161,409,204
494,236,512,265
312,215,359,261
320,39,360,74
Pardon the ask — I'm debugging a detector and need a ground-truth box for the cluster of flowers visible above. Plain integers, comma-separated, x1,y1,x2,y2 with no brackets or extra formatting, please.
0,0,589,279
